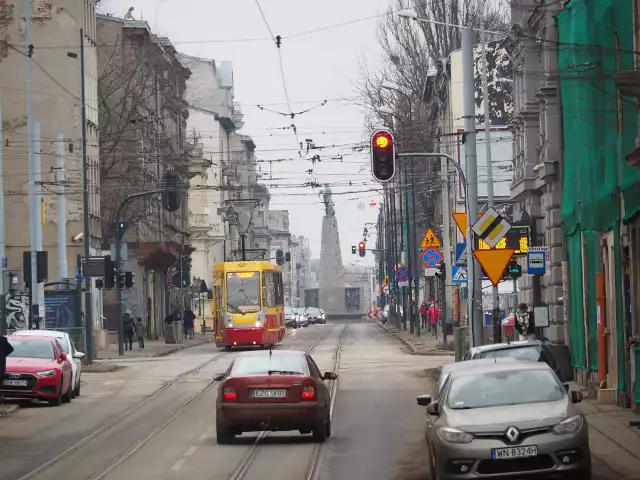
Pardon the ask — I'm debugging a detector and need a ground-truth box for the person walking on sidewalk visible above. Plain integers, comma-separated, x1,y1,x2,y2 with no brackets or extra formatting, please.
419,302,427,328
135,317,146,350
427,300,441,335
0,334,13,403
123,312,135,351
183,307,196,340
515,302,536,341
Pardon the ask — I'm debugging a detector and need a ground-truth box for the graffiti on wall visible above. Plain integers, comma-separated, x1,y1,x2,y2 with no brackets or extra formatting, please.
6,294,28,329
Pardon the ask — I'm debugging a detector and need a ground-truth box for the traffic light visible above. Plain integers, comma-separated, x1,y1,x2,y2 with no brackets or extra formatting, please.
370,129,396,183
125,271,134,288
436,262,446,276
358,241,366,257
117,272,126,289
506,261,522,279
162,170,181,212
351,245,356,254
276,249,284,266
285,252,291,262
104,255,116,289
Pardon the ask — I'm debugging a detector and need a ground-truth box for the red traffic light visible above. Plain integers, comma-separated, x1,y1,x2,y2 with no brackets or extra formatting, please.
370,129,396,183
373,132,392,150
358,241,366,249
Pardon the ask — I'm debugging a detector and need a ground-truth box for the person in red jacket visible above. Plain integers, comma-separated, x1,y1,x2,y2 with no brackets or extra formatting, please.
427,300,441,335
419,302,428,328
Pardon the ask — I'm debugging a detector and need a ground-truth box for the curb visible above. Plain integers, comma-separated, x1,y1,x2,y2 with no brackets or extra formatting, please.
149,338,213,358
377,323,455,356
0,404,19,419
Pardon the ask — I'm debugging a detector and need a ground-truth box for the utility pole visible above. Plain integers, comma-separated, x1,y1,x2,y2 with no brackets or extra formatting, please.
34,122,44,323
403,162,412,333
55,134,68,279
480,2,499,340
80,28,94,361
410,156,420,337
462,27,483,347
440,153,453,342
26,0,38,330
0,100,5,296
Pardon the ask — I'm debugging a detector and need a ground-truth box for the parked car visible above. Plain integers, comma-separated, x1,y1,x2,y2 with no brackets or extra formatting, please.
284,307,296,328
417,361,590,479
214,349,337,443
463,340,565,381
2,335,74,406
13,329,85,397
305,307,325,324
293,308,309,328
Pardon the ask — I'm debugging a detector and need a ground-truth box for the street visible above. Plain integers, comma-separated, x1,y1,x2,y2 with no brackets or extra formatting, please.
1,322,638,480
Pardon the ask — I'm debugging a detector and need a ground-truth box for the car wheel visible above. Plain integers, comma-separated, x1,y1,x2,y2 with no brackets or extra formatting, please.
224,346,231,350
216,419,235,444
313,418,328,442
325,416,332,438
75,378,81,397
62,381,72,403
49,380,63,407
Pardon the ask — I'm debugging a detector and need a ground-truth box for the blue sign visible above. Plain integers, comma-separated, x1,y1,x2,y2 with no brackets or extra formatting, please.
422,248,442,268
452,266,468,285
395,265,409,282
527,250,546,275
455,242,467,266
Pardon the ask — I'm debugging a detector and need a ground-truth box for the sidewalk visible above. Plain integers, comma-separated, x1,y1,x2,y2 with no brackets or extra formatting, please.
568,382,640,478
94,336,212,362
378,322,455,356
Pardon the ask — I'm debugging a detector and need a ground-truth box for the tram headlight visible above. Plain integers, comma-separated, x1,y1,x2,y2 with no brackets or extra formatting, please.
255,321,262,327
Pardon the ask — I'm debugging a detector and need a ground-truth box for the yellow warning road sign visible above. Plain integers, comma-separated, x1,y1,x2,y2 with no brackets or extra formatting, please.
420,228,441,248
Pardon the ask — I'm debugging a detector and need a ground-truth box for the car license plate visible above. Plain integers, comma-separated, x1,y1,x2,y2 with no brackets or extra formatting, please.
491,445,538,460
2,379,28,387
251,389,287,398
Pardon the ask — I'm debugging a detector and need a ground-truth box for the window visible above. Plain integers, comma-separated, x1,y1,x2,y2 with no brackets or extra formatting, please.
480,346,543,363
231,354,308,376
226,272,260,313
10,340,55,359
447,369,564,410
307,356,322,378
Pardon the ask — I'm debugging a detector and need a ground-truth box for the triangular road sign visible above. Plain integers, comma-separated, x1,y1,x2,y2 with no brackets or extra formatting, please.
420,228,441,248
452,212,484,239
473,248,515,286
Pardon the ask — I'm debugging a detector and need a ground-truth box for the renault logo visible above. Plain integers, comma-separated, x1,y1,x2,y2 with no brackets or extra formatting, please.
505,427,520,443
8,373,21,379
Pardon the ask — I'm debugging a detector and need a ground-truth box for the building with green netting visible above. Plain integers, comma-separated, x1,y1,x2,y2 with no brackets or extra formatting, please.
558,0,640,409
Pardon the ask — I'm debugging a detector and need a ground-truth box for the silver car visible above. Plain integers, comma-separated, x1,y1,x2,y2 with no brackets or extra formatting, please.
417,361,591,479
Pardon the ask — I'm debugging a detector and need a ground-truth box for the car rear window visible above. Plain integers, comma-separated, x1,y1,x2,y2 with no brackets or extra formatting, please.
447,369,564,410
480,345,542,362
9,340,55,359
232,354,307,376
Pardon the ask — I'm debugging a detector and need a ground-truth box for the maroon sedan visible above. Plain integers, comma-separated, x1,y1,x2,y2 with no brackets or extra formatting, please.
214,349,337,444
2,335,73,406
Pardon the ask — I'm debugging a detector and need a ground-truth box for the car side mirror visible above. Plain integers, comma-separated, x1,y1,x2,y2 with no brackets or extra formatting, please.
60,353,67,362
213,373,225,382
426,402,440,416
570,391,583,404
323,372,338,380
416,394,432,407
73,351,85,359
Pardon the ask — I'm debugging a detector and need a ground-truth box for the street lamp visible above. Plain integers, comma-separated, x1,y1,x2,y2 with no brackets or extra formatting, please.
378,106,394,116
396,9,418,20
395,9,505,35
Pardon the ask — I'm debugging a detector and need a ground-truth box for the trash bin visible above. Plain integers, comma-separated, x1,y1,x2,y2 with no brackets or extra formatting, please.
165,320,184,344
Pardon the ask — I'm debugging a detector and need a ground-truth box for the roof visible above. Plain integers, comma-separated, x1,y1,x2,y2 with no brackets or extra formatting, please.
13,330,67,339
11,335,57,342
469,340,543,354
236,349,305,358
449,360,551,378
442,357,520,374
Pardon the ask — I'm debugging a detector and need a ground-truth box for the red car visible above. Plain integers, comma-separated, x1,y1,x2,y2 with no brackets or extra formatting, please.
214,349,338,444
2,335,73,406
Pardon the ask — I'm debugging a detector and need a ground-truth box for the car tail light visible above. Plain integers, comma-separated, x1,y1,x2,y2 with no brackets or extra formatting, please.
223,384,237,401
302,379,316,401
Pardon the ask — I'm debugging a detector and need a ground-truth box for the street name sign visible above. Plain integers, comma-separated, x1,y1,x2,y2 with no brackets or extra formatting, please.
420,228,441,248
473,248,515,286
471,207,511,249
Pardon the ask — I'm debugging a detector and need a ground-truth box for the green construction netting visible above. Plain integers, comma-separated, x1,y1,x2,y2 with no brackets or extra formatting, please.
567,233,586,370
558,0,640,234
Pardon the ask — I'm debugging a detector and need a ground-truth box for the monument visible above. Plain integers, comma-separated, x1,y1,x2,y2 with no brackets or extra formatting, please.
318,186,347,315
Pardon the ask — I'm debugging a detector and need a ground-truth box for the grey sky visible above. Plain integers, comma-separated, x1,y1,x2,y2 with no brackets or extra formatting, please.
103,0,391,265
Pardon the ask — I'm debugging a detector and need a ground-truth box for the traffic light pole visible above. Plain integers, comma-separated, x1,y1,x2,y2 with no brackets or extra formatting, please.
114,189,168,356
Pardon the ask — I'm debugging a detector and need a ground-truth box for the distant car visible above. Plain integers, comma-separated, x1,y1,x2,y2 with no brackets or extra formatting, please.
284,307,296,328
2,335,74,406
214,349,337,443
293,308,309,328
13,329,85,397
417,361,590,480
463,340,565,381
305,307,325,324
319,309,326,323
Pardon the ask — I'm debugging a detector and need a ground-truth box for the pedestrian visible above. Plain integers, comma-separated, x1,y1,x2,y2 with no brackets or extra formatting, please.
427,300,441,336
183,307,196,340
419,301,427,328
135,317,146,350
123,312,135,351
0,334,14,403
515,302,536,341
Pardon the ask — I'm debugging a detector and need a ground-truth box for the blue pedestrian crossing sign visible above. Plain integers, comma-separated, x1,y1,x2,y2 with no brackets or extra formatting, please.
452,266,468,285
455,242,467,266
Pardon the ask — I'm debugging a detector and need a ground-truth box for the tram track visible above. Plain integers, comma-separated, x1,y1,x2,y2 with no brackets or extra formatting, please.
228,324,348,480
15,350,230,480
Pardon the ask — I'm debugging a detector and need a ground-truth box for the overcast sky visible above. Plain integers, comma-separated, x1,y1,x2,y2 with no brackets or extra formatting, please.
102,0,393,265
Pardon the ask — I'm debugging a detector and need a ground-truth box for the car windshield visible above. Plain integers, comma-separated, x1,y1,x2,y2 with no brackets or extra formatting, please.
232,354,307,376
9,340,55,359
226,272,261,313
293,308,305,314
307,308,319,315
285,307,294,315
480,345,542,362
447,369,564,410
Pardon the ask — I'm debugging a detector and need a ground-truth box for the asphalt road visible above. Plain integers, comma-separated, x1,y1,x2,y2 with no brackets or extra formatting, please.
0,321,625,480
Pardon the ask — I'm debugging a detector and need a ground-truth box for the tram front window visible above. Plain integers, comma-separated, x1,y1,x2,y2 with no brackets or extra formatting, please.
226,272,261,313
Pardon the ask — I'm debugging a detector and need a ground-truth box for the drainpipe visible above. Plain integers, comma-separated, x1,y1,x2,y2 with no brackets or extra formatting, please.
596,272,607,387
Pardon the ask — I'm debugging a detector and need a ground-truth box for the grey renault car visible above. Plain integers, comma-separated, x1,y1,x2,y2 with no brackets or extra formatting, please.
417,361,591,479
